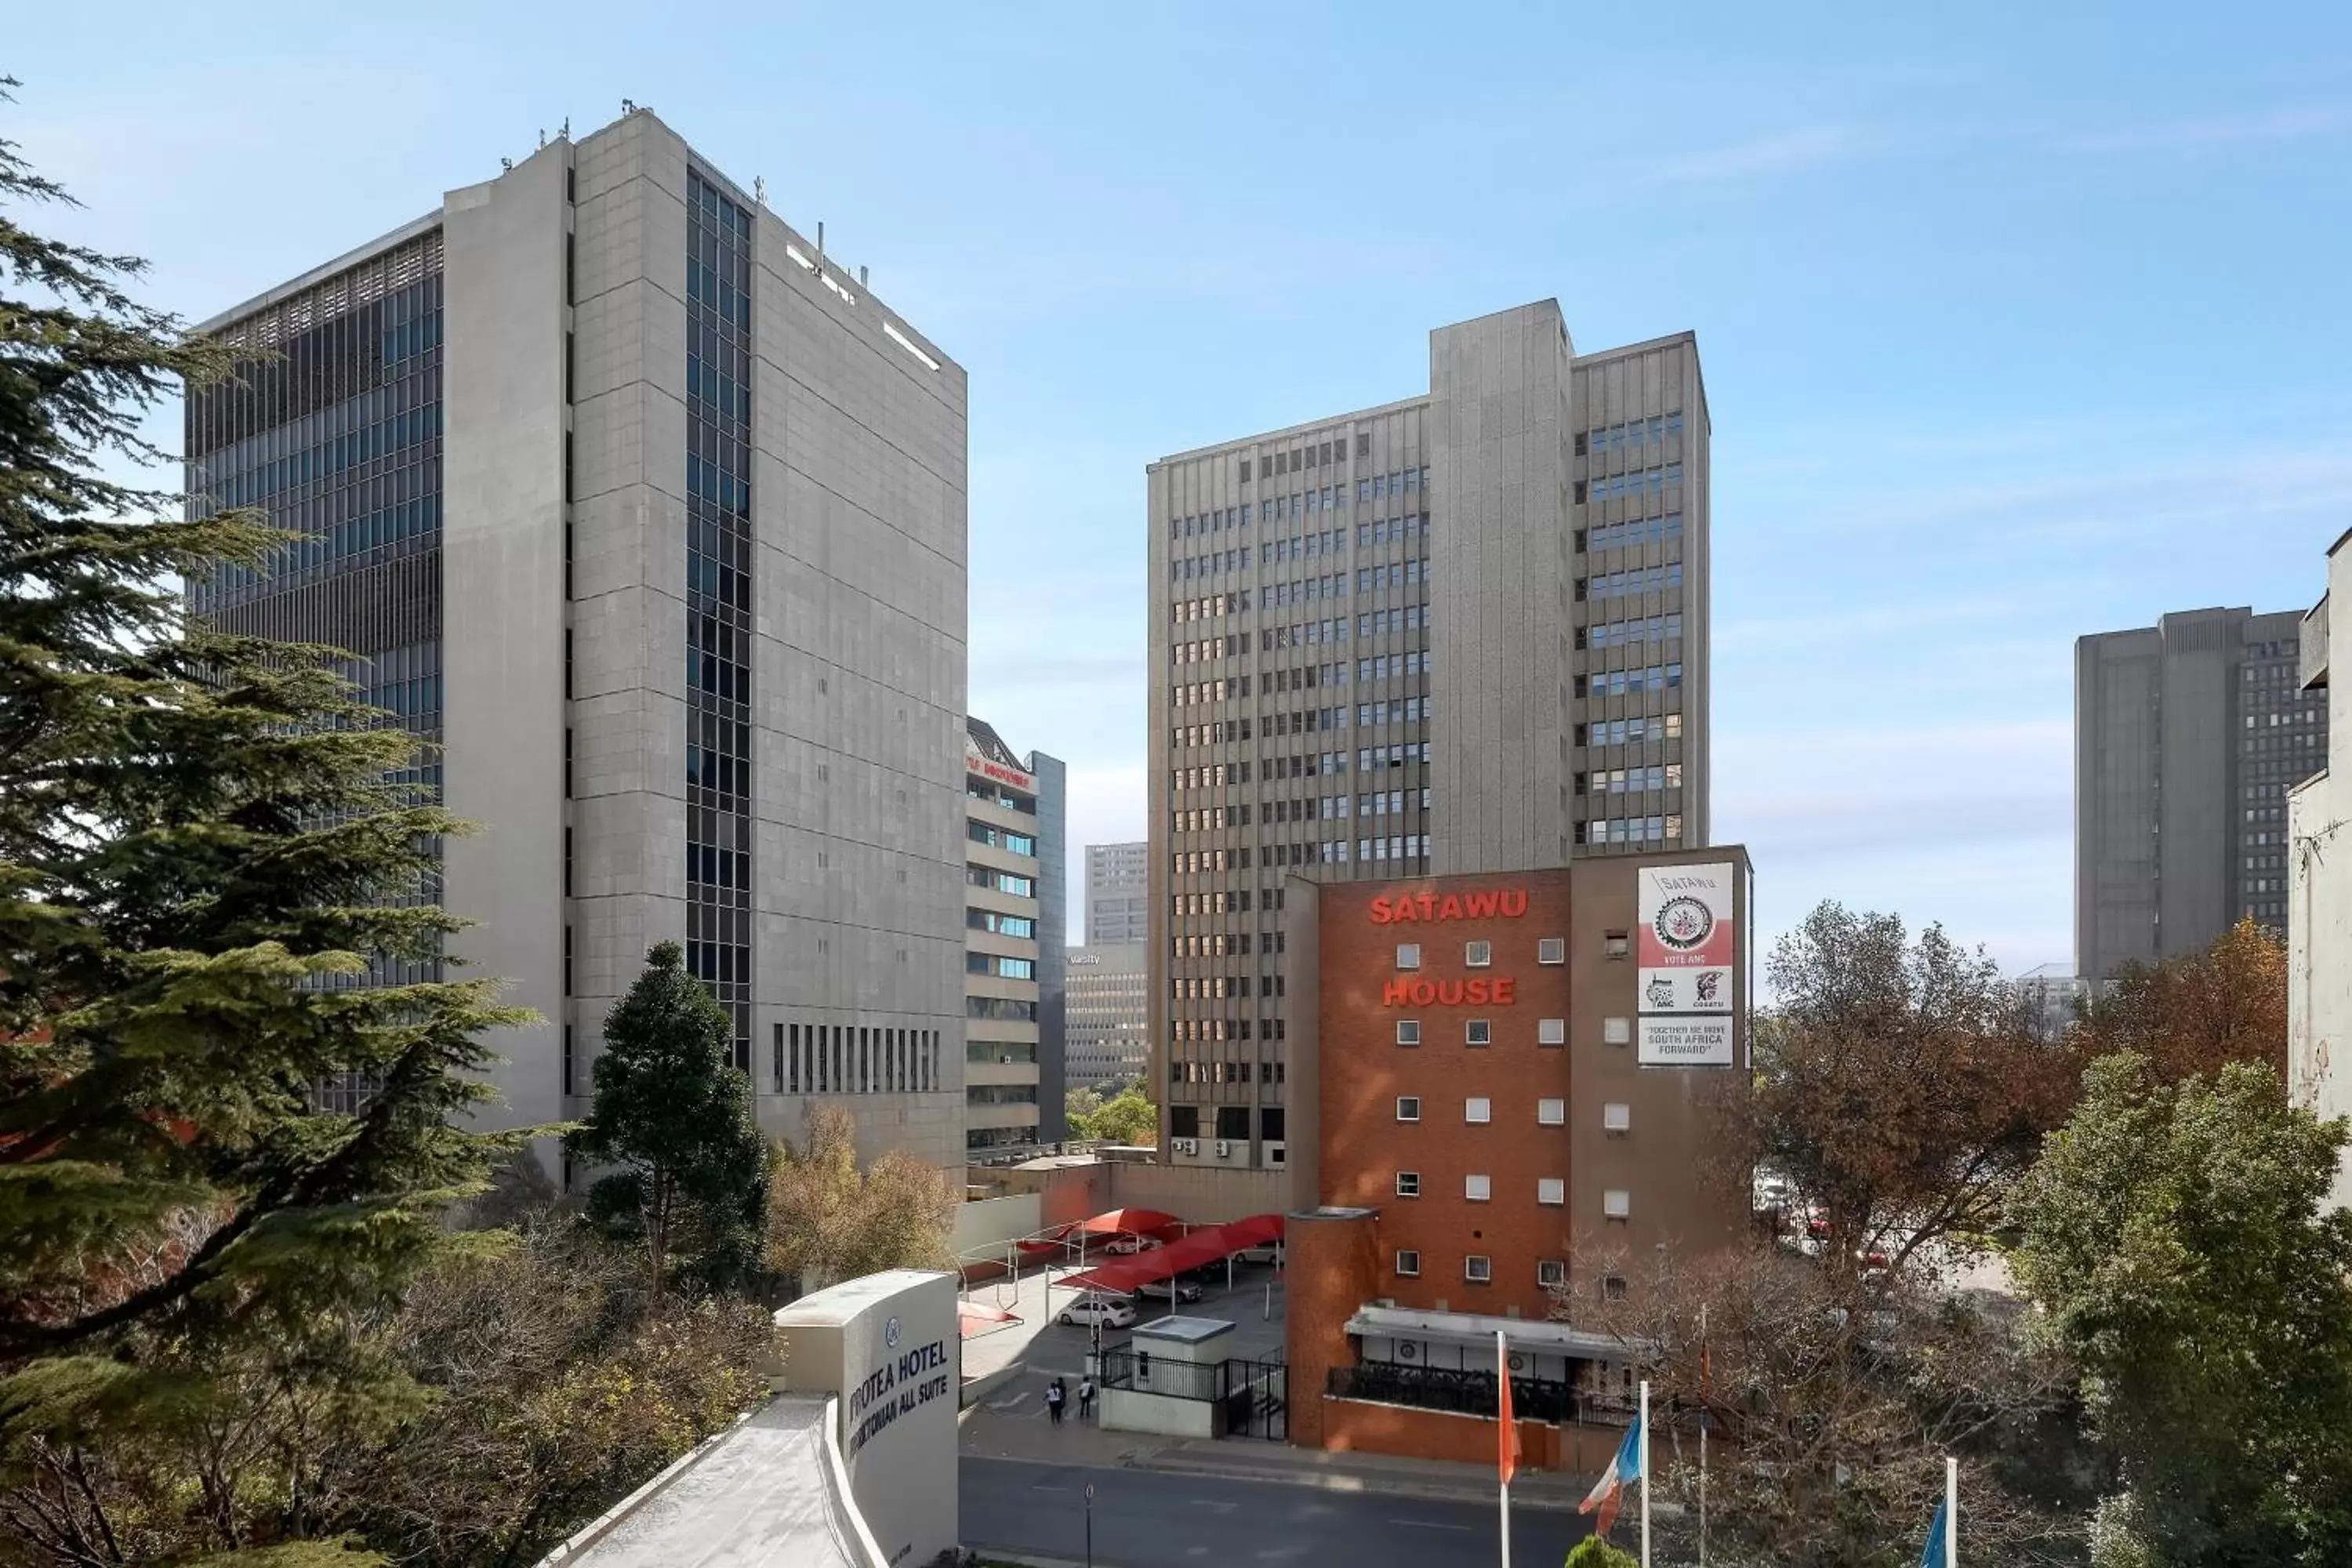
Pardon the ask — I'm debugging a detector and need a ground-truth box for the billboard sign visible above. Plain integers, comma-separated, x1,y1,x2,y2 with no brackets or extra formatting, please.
1637,862,1738,1066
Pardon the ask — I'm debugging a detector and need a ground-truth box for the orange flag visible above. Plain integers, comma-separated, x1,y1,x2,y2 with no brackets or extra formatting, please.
1497,1331,1520,1485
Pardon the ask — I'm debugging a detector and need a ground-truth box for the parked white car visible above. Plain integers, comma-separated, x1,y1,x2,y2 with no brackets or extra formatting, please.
1057,1294,1139,1329
1105,1234,1163,1255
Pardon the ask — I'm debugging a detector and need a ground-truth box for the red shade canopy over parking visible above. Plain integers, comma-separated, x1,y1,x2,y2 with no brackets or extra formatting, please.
1061,1207,1184,1241
1058,1214,1283,1296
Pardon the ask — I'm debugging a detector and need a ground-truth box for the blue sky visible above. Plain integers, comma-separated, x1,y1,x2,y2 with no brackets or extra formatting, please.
14,3,2352,970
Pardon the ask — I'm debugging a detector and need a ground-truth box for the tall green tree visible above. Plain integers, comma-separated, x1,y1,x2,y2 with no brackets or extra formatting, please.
2010,1055,2352,1566
565,943,767,1290
0,89,528,1562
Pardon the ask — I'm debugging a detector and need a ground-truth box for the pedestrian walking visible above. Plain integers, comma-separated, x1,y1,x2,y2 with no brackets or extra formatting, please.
1077,1374,1096,1422
1045,1378,1065,1425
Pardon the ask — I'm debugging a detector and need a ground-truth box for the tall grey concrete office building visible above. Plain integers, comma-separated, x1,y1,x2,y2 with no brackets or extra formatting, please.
1085,840,1150,945
1146,300,1711,1171
2077,607,2323,981
186,111,974,1170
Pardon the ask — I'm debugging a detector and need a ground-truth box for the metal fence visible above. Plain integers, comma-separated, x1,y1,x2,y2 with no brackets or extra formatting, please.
1098,1345,1231,1403
1327,1361,1581,1423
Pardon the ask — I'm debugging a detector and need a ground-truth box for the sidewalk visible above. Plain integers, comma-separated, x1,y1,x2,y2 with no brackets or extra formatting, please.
960,1364,1594,1512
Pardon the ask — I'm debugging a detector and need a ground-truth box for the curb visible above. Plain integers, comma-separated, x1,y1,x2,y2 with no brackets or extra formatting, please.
1116,1449,1586,1512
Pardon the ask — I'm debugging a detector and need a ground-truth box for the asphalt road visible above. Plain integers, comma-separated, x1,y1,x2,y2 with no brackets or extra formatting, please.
962,1456,1592,1567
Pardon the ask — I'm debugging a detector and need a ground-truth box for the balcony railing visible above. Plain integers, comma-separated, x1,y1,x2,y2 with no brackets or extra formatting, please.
1326,1361,1581,1424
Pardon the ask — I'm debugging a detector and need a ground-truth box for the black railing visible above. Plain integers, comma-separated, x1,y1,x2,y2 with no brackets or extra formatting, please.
1098,1345,1231,1403
1327,1362,1581,1423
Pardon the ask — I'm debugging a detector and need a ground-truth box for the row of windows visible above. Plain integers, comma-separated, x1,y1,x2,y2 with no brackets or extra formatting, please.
1359,787,1432,815
775,1022,940,1096
1581,563,1684,601
1577,463,1683,503
1394,1017,1564,1047
1582,714,1684,746
1583,613,1682,651
1261,662,1346,693
967,864,1036,898
1170,1058,1287,1085
1581,514,1684,554
201,397,443,510
1577,411,1685,456
1579,815,1684,845
1178,633,1250,664
1397,1171,1570,1204
1261,707,1347,736
1581,764,1682,794
1260,527,1348,564
1361,467,1428,501
1396,937,1568,969
967,821,1037,855
1581,663,1684,699
967,1084,1040,1106
1356,834,1431,862
1359,696,1430,725
967,908,1036,938
967,995,1038,1022
1358,559,1428,592
1393,1253,1570,1288
1260,618,1352,650
1173,719,1254,748
1262,575,1348,608
1172,592,1247,622
966,952,1036,980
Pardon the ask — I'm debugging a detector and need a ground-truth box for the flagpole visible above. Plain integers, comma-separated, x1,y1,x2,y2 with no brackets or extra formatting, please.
1496,1330,1512,1568
1945,1456,1958,1566
1639,1378,1652,1568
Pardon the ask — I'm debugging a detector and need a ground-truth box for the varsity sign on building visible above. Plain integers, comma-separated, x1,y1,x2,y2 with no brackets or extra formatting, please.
1636,862,1737,1067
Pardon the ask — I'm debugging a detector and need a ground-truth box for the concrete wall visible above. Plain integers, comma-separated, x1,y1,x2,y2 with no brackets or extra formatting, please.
441,145,571,1151
2292,543,2352,1213
1318,1399,1562,1472
1098,1388,1219,1439
1428,302,1572,874
951,1192,1044,1256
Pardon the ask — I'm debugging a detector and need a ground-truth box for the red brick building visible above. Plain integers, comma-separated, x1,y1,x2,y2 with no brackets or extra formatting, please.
1279,848,1751,1461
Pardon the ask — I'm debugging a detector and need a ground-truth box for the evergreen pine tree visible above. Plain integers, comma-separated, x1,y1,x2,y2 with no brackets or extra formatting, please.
566,943,768,1290
0,87,529,1559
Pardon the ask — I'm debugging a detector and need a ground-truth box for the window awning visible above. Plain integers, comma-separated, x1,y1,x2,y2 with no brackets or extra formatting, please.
1343,1303,1647,1362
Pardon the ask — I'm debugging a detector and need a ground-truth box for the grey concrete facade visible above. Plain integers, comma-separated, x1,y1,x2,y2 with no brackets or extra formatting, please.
2076,607,2321,981
1085,840,1151,945
1145,301,1711,1169
193,111,971,1172
2291,536,2352,1213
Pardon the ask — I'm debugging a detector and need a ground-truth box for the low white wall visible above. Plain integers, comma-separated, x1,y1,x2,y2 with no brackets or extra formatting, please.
953,1192,1044,1255
1099,1388,1219,1439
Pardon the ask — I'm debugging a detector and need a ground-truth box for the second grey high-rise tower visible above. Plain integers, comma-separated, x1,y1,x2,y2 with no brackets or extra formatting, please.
1146,300,1711,1171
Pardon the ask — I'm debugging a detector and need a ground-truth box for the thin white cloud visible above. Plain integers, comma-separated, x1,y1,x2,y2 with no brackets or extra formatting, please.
2063,104,2350,154
1647,125,1883,184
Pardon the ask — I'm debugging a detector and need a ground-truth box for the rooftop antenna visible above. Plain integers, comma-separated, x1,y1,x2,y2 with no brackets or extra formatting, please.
560,116,570,138
858,265,868,287
816,220,825,261
621,97,636,114
753,176,767,206
500,157,514,172
537,128,546,149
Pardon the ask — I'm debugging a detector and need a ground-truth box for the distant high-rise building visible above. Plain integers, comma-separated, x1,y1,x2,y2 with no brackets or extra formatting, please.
964,719,1065,1163
1085,840,1149,945
2077,607,2323,980
1147,301,1712,1170
1064,942,1149,1087
186,111,970,1170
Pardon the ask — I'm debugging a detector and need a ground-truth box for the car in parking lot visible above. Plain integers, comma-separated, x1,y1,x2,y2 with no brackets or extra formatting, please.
1138,1277,1205,1304
1057,1294,1138,1330
1105,1234,1163,1255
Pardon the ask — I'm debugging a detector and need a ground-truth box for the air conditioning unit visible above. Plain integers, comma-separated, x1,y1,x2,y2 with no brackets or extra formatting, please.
1214,1139,1232,1158
1265,1141,1287,1167
1171,1137,1197,1156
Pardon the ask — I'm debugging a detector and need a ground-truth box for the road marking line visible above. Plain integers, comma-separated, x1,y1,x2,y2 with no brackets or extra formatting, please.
1392,1519,1472,1531
1031,1483,1073,1492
